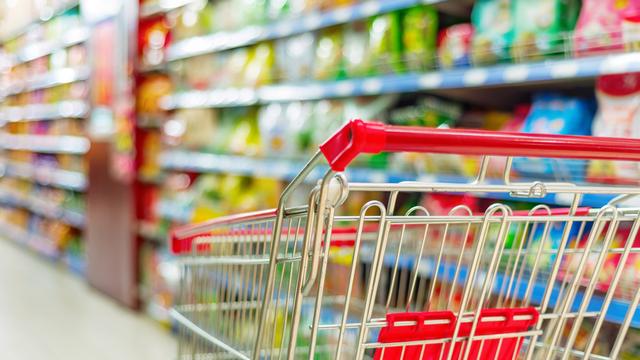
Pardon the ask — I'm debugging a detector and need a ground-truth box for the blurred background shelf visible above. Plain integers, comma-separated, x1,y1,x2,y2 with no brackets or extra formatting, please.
0,100,89,122
164,0,463,62
0,190,85,228
162,53,640,109
0,219,60,260
0,134,90,154
7,26,89,66
2,161,87,191
1,66,90,97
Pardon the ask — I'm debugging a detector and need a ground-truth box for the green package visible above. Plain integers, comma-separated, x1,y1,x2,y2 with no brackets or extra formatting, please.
366,12,403,75
314,28,344,80
471,0,514,65
511,0,580,61
401,5,439,72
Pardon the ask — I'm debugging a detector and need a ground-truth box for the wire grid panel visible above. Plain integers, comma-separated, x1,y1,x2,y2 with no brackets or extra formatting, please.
173,212,309,360
307,200,640,360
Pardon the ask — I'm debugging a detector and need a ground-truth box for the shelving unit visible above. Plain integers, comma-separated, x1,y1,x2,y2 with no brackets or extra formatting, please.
0,1,89,277
159,53,640,109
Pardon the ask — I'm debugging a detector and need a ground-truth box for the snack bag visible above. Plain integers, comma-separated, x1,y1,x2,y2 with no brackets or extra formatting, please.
588,73,640,181
314,28,344,80
275,33,315,82
227,108,261,156
622,0,640,51
471,0,514,65
168,109,219,151
438,24,474,69
243,43,274,87
401,5,438,72
511,0,580,61
514,93,595,182
366,13,403,75
573,0,627,57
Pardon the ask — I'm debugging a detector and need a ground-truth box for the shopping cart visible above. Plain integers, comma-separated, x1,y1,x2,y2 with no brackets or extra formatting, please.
170,119,640,360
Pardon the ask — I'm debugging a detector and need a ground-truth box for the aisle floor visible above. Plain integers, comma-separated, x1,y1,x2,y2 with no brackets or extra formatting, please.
0,239,177,360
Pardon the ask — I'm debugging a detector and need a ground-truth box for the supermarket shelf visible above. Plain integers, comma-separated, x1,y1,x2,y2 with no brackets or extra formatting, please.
0,133,90,154
159,150,619,208
2,161,87,191
165,0,446,62
360,248,640,328
0,100,89,122
140,0,196,18
0,191,85,228
0,1,80,42
6,26,89,66
1,66,90,97
159,150,394,183
160,88,258,110
162,53,640,108
0,219,60,261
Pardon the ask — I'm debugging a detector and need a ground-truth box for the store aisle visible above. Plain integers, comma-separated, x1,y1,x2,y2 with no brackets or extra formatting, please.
0,240,176,360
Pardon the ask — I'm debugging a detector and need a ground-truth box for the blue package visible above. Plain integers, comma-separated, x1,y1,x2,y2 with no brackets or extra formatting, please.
513,93,596,182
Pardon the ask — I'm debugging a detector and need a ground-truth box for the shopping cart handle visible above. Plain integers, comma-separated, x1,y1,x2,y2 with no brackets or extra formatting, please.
320,119,640,171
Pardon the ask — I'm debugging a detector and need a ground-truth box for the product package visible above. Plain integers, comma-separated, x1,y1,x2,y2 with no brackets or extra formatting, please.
366,13,403,74
471,0,514,65
343,21,370,78
623,1,640,51
588,72,640,181
573,0,626,57
514,93,596,182
511,0,580,61
275,33,316,82
438,24,474,69
313,27,344,80
400,5,439,72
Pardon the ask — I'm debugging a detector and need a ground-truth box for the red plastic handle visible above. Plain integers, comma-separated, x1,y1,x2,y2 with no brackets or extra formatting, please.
320,119,640,171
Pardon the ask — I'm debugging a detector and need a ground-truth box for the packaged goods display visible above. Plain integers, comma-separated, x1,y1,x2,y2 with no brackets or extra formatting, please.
0,2,89,273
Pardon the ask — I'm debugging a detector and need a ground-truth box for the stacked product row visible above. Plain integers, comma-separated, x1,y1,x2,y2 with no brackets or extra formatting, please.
0,4,88,275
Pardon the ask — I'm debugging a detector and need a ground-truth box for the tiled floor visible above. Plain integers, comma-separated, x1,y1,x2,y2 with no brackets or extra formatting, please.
0,239,177,360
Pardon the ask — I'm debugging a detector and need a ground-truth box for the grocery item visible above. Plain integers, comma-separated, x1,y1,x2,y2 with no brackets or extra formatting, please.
258,103,288,156
171,1,214,41
139,18,171,68
167,108,219,151
314,27,344,80
243,43,275,87
400,5,438,71
275,33,315,82
389,96,460,128
471,0,514,64
343,21,370,78
511,0,580,61
623,1,640,51
366,13,403,74
438,23,474,69
573,0,626,57
514,93,595,181
588,72,640,181
136,74,172,115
